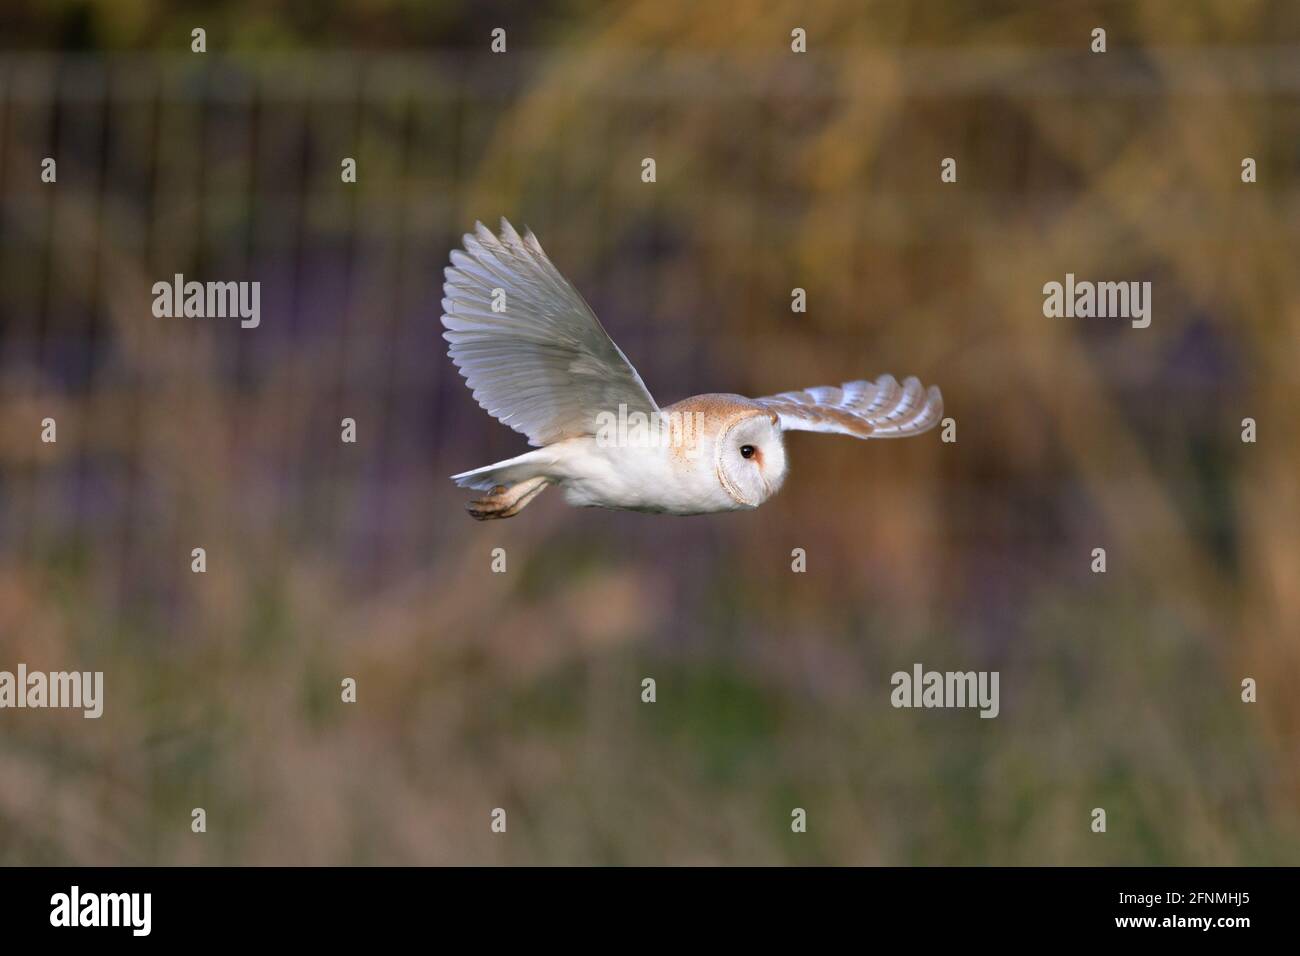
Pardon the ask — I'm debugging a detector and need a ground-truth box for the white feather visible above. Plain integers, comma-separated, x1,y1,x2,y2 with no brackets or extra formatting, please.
441,219,659,447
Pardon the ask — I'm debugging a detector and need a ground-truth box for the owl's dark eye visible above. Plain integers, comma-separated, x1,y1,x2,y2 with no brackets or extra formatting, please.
740,444,756,459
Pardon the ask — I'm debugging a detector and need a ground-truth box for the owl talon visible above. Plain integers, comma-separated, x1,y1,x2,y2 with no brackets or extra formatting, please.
466,477,549,520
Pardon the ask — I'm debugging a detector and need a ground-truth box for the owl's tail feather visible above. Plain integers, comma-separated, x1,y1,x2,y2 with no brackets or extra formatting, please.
452,450,556,519
450,449,556,491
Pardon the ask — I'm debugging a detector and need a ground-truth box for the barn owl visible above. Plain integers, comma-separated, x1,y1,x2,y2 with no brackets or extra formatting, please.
442,219,943,519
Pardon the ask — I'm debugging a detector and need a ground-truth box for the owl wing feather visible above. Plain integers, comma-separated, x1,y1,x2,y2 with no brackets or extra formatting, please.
442,219,659,447
753,375,943,439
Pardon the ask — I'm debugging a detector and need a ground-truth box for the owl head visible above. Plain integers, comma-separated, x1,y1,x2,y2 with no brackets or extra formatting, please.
714,411,787,508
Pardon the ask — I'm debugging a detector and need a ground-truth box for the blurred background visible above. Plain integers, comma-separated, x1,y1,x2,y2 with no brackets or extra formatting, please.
1,0,1299,864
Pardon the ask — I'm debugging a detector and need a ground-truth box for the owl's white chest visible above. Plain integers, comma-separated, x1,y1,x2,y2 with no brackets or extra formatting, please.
547,436,744,515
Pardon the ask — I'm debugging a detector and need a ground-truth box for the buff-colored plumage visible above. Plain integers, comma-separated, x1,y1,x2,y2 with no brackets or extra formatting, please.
442,219,943,519
755,378,943,439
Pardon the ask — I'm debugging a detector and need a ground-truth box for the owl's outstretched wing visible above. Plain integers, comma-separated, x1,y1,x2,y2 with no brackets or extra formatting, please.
753,375,943,439
442,219,659,447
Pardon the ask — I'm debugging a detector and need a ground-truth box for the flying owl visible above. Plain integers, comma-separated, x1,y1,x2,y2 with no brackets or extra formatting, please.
442,219,943,519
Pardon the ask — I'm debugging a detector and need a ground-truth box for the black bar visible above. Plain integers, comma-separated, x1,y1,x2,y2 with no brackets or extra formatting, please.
0,866,1280,941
